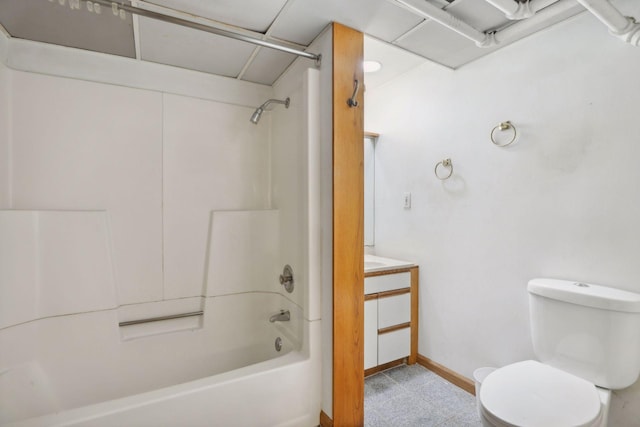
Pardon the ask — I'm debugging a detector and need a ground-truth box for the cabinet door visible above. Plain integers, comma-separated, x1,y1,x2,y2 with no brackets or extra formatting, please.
364,299,378,370
378,292,411,329
378,328,411,365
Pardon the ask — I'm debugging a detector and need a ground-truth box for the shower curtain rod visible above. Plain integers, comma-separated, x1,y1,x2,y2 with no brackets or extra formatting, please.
90,0,322,64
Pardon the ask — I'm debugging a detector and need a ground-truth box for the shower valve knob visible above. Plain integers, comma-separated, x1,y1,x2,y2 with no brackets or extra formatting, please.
279,265,294,293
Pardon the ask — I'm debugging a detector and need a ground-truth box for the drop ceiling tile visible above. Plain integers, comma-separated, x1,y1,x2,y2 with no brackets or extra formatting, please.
395,20,489,68
138,17,255,78
270,0,424,46
396,3,584,69
141,0,288,32
0,0,135,58
240,48,296,86
364,36,427,89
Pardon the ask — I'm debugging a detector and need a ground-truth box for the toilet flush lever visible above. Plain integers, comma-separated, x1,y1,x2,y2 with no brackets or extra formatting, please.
279,264,294,293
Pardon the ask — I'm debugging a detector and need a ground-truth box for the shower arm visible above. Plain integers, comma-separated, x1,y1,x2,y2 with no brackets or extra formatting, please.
258,98,290,110
250,97,290,124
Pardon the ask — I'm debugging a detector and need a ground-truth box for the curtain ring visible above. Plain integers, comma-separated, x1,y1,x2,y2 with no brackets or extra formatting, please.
435,158,453,180
490,121,517,147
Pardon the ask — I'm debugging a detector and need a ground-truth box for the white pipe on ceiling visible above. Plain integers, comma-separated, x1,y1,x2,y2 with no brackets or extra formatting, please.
575,0,640,46
393,0,574,48
484,0,559,20
392,0,493,46
493,0,577,43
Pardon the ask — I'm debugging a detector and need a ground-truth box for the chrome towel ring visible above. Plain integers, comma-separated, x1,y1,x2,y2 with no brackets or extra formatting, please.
490,121,517,147
435,158,453,180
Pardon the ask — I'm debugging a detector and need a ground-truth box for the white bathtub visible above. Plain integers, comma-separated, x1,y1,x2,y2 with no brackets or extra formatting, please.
1,293,321,427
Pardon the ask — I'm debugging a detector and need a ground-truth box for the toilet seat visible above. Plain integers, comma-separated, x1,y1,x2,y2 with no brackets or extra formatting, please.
479,360,602,427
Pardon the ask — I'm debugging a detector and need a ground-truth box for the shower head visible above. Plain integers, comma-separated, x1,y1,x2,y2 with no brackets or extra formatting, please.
249,97,290,124
250,107,264,124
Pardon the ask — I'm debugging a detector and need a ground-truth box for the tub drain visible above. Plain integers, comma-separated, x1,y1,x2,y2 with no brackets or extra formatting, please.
275,337,283,352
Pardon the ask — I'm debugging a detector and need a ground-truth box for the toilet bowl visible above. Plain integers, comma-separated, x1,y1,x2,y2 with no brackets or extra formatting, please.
473,278,640,427
477,360,610,427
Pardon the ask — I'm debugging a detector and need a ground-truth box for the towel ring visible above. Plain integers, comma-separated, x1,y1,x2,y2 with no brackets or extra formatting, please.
490,121,517,147
435,158,453,180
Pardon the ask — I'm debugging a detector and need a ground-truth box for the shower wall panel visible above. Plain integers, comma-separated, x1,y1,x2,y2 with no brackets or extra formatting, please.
6,65,274,317
162,93,271,300
204,209,279,297
0,210,117,329
9,71,163,305
0,62,9,208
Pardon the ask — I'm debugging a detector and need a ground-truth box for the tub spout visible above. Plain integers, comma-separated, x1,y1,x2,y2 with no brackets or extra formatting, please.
269,310,290,323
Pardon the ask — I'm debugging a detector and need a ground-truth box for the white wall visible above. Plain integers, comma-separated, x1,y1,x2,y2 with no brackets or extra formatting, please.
365,0,640,424
0,59,9,208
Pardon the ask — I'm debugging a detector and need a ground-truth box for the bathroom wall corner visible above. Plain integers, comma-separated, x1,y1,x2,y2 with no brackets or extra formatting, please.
0,57,11,209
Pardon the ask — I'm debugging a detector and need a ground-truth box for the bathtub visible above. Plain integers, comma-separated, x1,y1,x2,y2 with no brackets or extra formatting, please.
1,292,321,427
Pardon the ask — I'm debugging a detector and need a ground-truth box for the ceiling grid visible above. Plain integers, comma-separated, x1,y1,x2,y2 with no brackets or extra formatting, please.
0,0,595,85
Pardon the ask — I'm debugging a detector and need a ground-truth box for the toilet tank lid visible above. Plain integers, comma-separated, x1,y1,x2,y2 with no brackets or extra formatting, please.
528,278,640,313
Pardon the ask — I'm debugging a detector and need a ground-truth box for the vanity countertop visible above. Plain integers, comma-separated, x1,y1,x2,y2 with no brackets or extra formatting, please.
364,254,415,274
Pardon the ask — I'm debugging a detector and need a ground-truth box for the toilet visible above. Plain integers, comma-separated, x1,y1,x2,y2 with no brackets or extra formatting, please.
477,278,640,427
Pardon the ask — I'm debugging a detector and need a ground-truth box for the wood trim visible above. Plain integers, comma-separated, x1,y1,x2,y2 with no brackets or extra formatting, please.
378,322,411,335
364,131,379,139
416,354,475,395
332,22,364,427
364,359,404,377
319,410,334,427
364,266,415,278
378,287,410,299
409,267,419,365
364,293,378,301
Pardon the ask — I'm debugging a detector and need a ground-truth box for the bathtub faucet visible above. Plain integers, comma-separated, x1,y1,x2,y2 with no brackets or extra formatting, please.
269,310,291,323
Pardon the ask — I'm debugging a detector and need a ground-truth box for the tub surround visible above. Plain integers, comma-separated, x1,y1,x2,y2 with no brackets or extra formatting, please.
0,26,325,426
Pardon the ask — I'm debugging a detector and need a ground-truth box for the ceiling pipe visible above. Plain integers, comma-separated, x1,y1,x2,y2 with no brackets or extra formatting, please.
575,0,640,46
484,0,558,20
392,0,496,47
493,0,578,43
392,0,577,48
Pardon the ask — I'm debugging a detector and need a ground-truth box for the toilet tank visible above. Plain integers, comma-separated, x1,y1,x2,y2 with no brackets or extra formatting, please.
528,278,640,389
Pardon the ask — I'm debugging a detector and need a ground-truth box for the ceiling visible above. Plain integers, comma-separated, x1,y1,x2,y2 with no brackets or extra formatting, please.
0,0,588,86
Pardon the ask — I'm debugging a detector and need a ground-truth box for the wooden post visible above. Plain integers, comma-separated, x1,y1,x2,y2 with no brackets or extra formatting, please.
332,22,364,427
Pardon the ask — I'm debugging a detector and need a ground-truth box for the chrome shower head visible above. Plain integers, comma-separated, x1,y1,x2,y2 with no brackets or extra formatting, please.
250,107,264,124
249,97,290,124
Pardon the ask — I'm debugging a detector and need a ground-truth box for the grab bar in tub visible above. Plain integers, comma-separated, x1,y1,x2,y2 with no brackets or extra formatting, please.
119,311,203,327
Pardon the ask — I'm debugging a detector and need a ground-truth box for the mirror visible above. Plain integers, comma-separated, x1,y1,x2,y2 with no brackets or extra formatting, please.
364,132,378,246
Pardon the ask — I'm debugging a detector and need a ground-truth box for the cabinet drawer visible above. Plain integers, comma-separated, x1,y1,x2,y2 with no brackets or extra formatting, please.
378,327,410,365
378,292,411,329
365,271,410,294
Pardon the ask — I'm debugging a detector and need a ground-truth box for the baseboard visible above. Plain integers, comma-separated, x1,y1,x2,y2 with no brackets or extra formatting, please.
416,354,475,395
364,358,404,377
319,410,333,427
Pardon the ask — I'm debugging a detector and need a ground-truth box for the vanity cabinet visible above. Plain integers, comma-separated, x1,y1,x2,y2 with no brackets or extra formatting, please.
364,266,418,374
